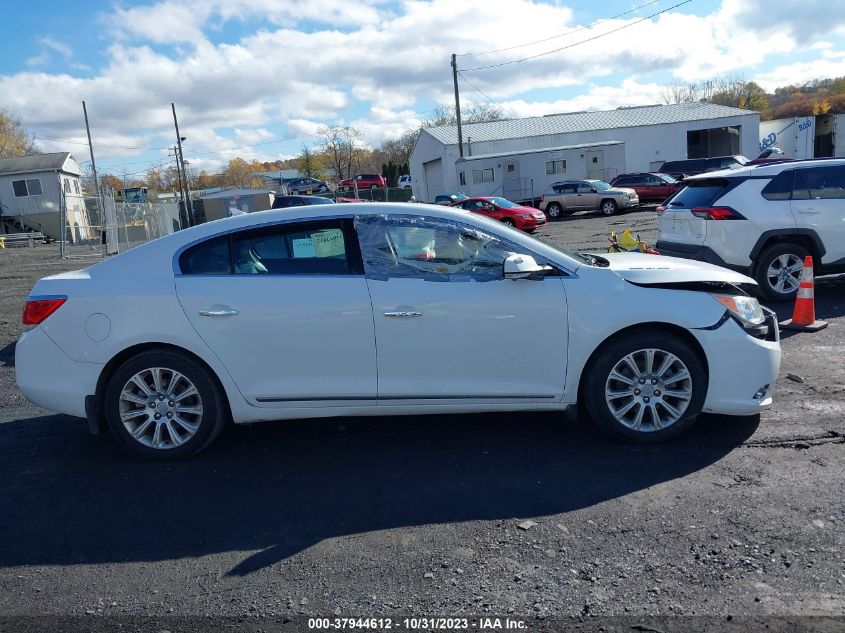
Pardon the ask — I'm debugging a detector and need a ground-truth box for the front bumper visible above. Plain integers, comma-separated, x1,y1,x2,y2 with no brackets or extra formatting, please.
620,196,639,208
693,312,781,416
15,326,103,419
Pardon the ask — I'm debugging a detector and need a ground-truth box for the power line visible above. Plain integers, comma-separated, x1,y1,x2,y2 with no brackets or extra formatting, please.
34,134,168,151
458,72,520,120
456,0,661,58
460,0,694,72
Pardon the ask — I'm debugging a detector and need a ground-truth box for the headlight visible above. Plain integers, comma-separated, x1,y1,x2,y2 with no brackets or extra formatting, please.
711,294,765,326
519,213,533,218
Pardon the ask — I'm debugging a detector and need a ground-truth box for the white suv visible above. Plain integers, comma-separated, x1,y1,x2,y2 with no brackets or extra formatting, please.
657,159,845,301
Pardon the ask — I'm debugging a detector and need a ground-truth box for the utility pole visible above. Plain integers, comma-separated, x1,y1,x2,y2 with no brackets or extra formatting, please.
171,103,192,225
82,101,105,253
451,53,464,158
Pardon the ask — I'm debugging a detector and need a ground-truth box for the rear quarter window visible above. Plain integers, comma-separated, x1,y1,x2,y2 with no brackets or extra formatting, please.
668,178,731,208
179,236,231,274
761,170,793,201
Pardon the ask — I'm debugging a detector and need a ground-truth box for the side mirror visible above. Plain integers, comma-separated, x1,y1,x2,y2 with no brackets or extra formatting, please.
503,254,545,280
590,188,598,193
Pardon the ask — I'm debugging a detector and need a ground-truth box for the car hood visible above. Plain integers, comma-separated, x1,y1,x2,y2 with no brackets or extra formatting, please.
600,252,756,285
607,187,636,196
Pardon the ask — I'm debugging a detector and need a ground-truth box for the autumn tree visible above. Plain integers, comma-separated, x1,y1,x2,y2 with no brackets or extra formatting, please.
100,173,124,194
317,125,363,180
0,109,40,157
296,144,325,178
223,157,265,188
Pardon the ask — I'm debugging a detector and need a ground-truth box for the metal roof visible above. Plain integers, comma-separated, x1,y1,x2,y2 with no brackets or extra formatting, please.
424,103,758,146
457,140,623,162
0,152,78,175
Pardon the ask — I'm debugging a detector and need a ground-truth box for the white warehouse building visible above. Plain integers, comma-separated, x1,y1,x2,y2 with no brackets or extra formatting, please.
410,102,760,203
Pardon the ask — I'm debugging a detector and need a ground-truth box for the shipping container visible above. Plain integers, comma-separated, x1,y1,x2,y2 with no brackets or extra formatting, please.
759,117,815,160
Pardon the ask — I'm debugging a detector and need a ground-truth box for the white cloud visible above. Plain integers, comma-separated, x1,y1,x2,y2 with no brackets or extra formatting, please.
3,0,845,173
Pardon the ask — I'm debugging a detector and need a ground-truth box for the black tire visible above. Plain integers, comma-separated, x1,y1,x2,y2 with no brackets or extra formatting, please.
600,199,618,216
104,349,227,460
546,202,563,220
752,242,809,302
501,218,515,227
582,329,707,443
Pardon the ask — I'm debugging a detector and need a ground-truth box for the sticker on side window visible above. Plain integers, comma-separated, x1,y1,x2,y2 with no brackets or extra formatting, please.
312,230,345,257
292,238,316,257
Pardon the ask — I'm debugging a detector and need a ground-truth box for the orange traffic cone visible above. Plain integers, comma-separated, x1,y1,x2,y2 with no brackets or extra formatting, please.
779,256,828,332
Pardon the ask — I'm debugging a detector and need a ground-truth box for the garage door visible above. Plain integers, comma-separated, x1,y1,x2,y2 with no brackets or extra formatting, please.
423,159,443,202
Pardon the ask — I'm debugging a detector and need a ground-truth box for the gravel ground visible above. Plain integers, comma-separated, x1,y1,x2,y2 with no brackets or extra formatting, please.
0,207,843,629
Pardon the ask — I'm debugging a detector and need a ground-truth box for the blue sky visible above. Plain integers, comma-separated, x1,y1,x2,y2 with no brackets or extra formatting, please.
1,0,844,177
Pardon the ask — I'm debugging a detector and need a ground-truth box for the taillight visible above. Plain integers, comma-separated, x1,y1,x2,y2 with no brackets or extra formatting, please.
22,296,67,327
691,206,744,220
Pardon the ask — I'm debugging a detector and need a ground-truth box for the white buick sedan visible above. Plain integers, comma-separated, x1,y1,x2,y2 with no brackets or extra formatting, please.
17,204,780,459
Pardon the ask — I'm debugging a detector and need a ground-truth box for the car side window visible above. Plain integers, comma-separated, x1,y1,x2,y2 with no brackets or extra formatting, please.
179,236,232,275
793,166,845,200
576,183,594,193
179,220,362,276
761,171,794,201
354,214,522,282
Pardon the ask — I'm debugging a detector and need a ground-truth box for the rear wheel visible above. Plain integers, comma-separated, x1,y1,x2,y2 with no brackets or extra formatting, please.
583,330,706,443
753,242,808,302
104,349,227,460
600,199,618,216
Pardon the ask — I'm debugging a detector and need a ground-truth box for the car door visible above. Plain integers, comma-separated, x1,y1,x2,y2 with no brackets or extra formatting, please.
791,165,845,264
175,217,377,406
354,213,569,401
575,182,598,210
558,183,578,210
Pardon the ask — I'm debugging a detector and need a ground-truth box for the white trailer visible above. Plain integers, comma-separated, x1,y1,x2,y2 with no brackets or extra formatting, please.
759,117,815,160
452,141,626,203
813,113,845,158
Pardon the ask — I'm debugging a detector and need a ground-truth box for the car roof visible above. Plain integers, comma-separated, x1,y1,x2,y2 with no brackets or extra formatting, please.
686,157,845,180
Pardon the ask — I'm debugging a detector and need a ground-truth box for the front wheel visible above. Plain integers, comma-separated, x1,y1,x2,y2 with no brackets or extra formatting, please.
600,199,618,216
500,218,515,227
104,349,227,460
582,330,706,443
546,202,563,219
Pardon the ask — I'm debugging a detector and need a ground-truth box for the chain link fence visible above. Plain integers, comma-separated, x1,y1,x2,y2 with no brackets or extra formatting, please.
60,193,183,259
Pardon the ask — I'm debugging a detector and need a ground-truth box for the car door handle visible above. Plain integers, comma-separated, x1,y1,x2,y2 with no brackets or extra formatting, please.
796,209,819,214
384,311,422,318
198,307,239,317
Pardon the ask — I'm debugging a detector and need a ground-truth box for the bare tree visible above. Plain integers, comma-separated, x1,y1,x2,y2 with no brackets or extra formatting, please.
317,125,363,180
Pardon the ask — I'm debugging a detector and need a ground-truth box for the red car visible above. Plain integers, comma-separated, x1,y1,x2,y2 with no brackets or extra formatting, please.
609,173,681,202
450,196,546,232
338,173,387,191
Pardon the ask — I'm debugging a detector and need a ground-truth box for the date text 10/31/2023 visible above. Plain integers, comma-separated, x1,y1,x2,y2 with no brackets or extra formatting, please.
308,617,528,630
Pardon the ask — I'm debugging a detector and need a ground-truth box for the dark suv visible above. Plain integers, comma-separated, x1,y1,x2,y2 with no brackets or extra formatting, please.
660,156,748,180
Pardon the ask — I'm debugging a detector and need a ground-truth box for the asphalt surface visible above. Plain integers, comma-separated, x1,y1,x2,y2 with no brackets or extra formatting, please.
0,207,843,629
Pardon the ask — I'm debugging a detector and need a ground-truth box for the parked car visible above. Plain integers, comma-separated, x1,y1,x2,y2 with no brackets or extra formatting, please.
338,174,387,191
16,203,780,459
272,195,335,209
450,196,546,232
610,173,682,202
434,192,468,205
285,177,331,195
398,175,412,189
539,180,639,218
659,155,748,180
656,158,845,301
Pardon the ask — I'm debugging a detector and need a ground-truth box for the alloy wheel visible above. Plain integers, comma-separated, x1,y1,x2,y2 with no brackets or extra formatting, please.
766,253,804,295
604,348,692,432
118,367,204,449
